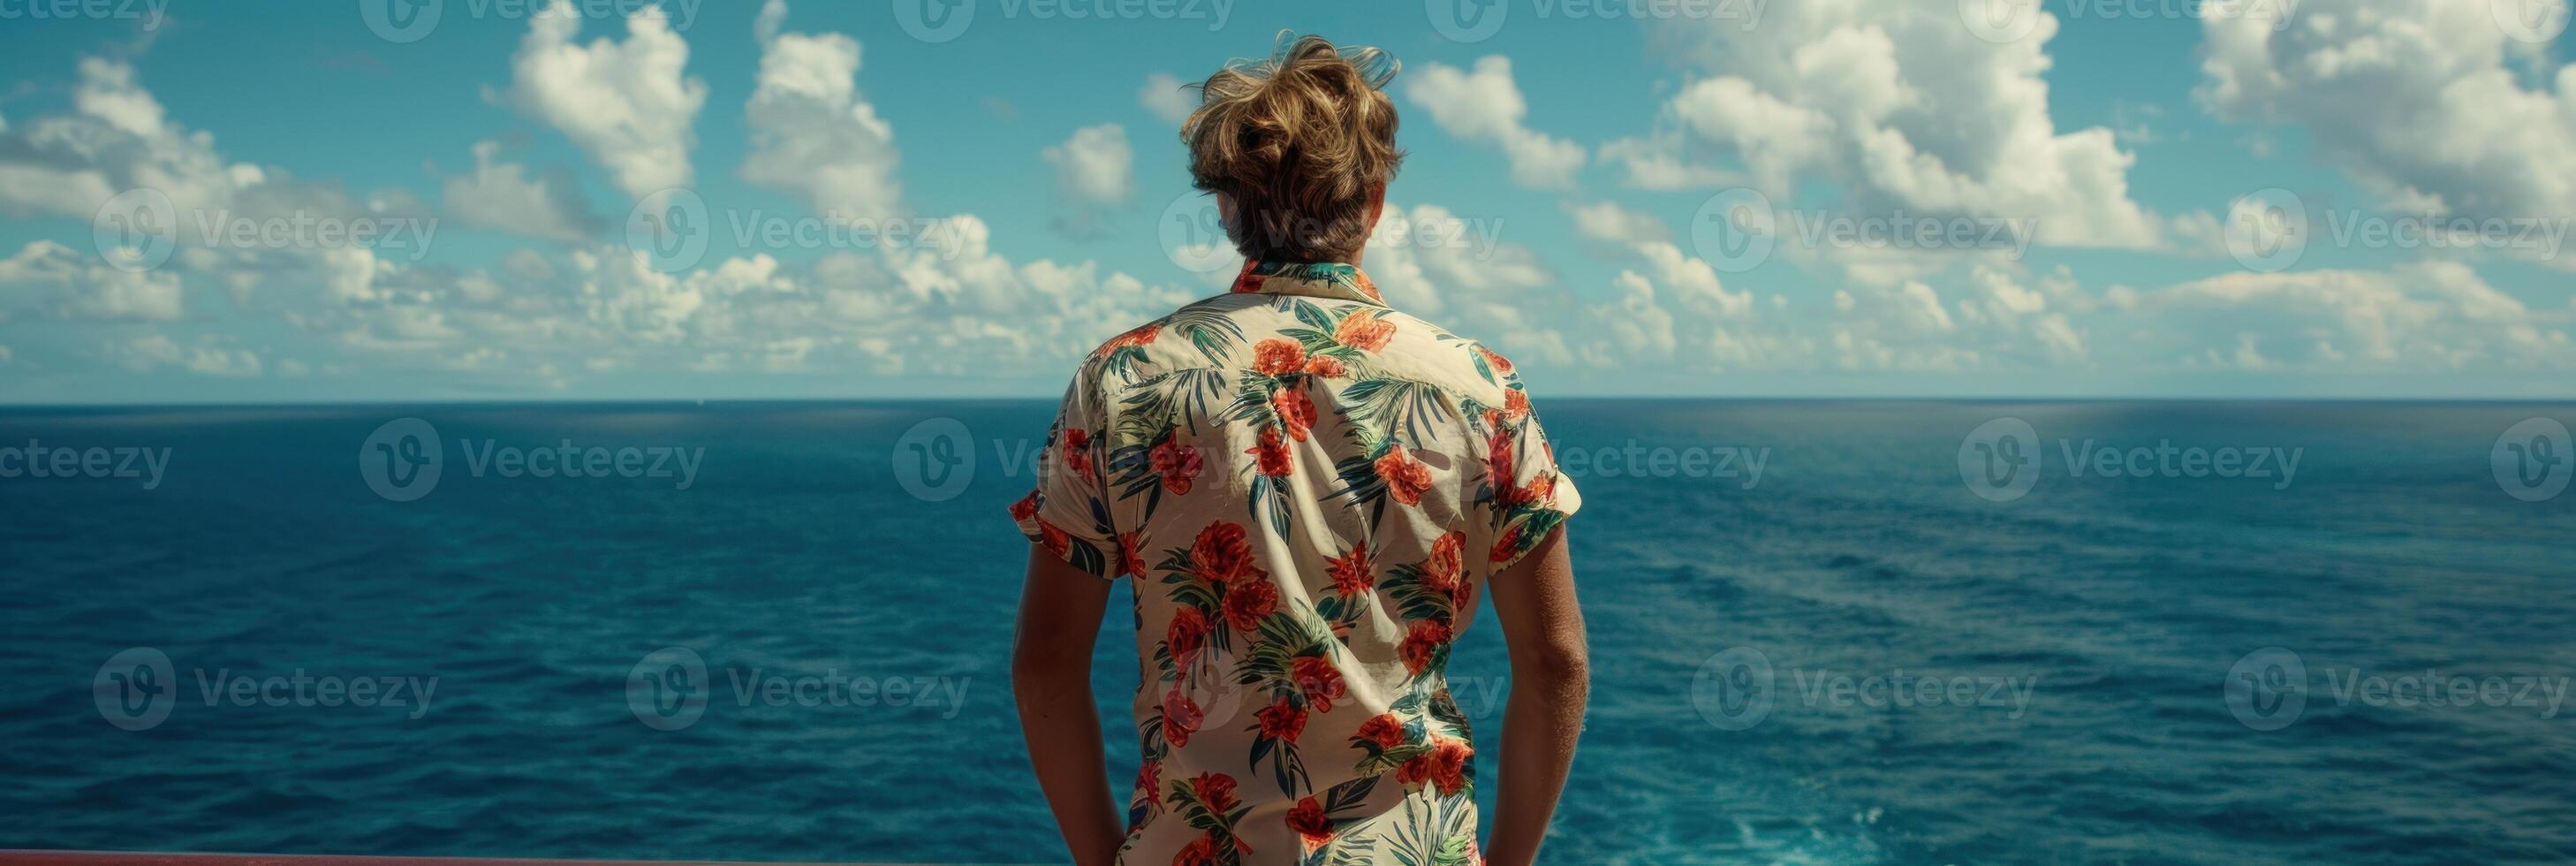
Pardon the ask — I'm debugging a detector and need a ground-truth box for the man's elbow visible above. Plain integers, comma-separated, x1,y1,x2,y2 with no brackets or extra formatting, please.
1519,639,1591,693
1011,634,1086,697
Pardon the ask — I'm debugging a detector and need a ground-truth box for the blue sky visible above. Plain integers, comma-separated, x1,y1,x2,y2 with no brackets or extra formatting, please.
0,0,2570,403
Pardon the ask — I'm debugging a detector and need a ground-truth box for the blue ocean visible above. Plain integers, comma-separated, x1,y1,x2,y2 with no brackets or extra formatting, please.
3,400,2571,864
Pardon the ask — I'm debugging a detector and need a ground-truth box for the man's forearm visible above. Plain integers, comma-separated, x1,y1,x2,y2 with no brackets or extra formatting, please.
1013,657,1124,865
1486,658,1588,866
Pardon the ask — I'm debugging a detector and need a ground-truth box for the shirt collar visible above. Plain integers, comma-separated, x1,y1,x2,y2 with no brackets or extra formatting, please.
1230,259,1389,308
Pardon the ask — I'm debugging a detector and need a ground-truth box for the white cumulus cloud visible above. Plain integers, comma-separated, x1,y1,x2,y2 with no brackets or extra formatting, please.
506,0,707,200
1140,72,1195,125
0,239,186,321
443,140,599,243
740,0,902,219
1403,57,1586,190
1629,3,2164,248
1045,123,1134,205
2197,0,2576,221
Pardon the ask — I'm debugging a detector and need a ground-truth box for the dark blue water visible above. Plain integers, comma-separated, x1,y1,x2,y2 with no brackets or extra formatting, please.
2,400,2571,864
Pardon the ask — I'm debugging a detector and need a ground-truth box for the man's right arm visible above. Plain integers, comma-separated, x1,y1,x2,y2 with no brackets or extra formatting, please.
1011,543,1124,866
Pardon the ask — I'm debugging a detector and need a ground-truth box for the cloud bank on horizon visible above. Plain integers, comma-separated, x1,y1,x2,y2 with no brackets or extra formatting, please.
0,0,2571,402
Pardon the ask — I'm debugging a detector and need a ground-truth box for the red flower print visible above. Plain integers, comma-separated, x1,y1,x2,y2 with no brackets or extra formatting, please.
1167,607,1209,660
1231,261,1266,294
1503,388,1530,420
1271,387,1315,442
1247,427,1292,478
1256,696,1307,743
1008,490,1040,523
1304,355,1346,377
1190,772,1240,814
1136,759,1161,797
1356,712,1407,748
1061,428,1093,476
1324,541,1373,596
1292,656,1345,712
1096,323,1161,356
1396,750,1433,787
1486,428,1517,490
1287,797,1334,845
1151,438,1202,495
1332,309,1396,352
1191,521,1253,583
1520,473,1555,507
1429,736,1474,795
1035,519,1070,558
1476,345,1515,376
1375,444,1433,506
1118,532,1148,580
1423,530,1466,595
1395,735,1473,795
1162,687,1202,748
1490,525,1523,564
1399,619,1452,675
1174,833,1222,866
1352,271,1384,302
1252,338,1307,376
1223,577,1277,631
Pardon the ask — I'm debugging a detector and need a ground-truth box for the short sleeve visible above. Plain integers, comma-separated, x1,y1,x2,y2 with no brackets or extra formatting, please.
1478,380,1580,574
1008,372,1124,580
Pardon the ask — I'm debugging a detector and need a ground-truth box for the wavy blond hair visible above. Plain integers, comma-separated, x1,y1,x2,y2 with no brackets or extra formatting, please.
1181,34,1405,263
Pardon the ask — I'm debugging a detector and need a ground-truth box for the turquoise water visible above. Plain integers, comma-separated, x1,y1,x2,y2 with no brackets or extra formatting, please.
2,400,2571,863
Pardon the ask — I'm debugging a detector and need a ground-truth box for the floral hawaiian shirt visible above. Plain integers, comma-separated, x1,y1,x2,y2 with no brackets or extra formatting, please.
1010,260,1580,866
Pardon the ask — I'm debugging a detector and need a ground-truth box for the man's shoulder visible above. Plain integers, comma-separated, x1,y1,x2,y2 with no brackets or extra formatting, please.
1069,293,1265,384
1370,309,1527,393
1072,293,1525,399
